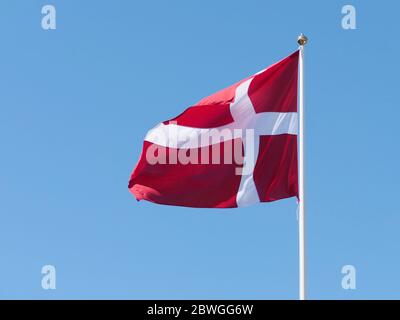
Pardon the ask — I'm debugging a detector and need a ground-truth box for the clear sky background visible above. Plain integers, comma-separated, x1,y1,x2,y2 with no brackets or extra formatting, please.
0,0,399,299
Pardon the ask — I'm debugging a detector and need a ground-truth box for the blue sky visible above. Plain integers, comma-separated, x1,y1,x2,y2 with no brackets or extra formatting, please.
0,0,399,299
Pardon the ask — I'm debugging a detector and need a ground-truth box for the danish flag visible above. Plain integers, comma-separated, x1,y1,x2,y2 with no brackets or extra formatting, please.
129,51,299,208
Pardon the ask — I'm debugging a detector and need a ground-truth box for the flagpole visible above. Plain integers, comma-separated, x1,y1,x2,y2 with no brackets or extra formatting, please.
297,33,308,300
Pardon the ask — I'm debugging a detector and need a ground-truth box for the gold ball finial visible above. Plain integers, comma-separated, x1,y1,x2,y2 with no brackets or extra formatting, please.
297,33,308,46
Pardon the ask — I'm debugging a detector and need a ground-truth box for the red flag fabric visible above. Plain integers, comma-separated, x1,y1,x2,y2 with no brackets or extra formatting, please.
128,51,299,208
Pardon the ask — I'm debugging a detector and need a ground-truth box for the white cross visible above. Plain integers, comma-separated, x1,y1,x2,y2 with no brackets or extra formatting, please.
145,78,298,207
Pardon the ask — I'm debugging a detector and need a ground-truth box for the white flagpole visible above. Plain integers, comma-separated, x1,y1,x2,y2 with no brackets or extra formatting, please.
297,33,308,300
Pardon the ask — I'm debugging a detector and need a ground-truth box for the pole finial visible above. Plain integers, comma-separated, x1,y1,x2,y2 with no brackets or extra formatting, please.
297,33,308,46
